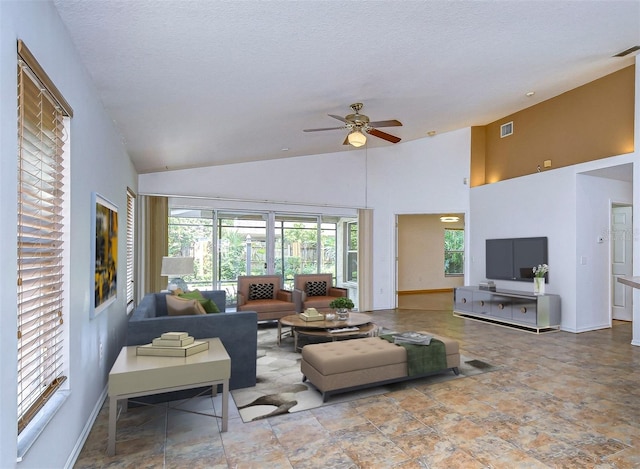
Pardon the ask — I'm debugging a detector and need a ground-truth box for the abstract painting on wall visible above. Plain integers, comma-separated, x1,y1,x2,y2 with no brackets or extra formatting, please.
91,193,118,318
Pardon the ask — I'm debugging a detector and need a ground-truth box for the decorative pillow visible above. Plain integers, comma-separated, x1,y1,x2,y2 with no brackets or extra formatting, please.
249,283,274,300
166,294,206,316
306,281,327,297
179,290,203,300
178,290,220,313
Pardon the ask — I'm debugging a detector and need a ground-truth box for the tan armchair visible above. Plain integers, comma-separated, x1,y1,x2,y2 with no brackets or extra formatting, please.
293,274,348,313
236,275,297,321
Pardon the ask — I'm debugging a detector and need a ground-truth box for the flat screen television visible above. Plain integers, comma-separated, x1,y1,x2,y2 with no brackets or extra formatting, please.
486,237,548,282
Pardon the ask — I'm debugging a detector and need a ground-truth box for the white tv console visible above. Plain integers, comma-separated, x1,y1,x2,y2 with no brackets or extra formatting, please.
453,286,561,334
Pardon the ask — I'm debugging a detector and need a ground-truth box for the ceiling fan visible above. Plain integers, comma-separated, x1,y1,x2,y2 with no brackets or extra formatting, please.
303,103,402,147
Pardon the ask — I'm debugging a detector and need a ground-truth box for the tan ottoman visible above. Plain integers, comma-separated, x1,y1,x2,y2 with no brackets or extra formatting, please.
301,332,460,401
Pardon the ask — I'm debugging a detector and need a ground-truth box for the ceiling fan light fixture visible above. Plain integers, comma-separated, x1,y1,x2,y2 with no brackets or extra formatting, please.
348,130,366,147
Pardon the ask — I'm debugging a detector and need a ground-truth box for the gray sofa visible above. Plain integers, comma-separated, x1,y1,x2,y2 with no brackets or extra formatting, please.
126,291,257,390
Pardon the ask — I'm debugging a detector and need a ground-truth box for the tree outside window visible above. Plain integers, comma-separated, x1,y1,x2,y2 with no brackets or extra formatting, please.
444,228,464,276
168,210,349,305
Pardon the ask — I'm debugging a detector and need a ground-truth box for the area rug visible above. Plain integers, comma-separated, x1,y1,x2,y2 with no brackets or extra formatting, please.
231,325,500,423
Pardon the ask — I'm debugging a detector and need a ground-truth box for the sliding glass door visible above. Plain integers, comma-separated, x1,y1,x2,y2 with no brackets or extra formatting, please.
168,208,354,308
168,208,214,290
217,213,268,304
273,216,338,290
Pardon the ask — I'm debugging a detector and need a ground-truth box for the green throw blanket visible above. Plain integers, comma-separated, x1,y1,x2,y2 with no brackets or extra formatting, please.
380,334,447,376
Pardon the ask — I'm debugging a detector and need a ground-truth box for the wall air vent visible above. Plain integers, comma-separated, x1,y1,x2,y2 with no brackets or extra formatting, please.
500,121,513,138
613,46,640,57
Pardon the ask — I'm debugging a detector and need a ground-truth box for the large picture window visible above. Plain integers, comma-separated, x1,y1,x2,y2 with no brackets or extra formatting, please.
17,40,72,436
444,228,464,276
168,208,354,307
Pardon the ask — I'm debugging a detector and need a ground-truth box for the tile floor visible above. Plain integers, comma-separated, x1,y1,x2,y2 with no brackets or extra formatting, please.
75,301,640,468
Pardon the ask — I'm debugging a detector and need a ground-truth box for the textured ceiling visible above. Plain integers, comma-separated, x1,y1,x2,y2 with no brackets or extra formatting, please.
52,0,640,174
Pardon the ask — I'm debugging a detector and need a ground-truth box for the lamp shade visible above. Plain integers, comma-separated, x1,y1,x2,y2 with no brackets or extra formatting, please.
160,256,194,276
347,130,366,147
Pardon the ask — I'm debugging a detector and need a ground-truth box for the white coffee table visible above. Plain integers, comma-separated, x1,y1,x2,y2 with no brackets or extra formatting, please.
107,337,230,456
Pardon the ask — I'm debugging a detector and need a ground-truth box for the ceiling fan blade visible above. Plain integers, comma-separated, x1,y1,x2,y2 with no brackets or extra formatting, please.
369,119,402,128
367,128,401,143
303,126,346,132
328,114,348,123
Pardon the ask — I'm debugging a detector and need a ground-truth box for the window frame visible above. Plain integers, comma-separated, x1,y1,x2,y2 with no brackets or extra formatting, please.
126,188,136,313
16,40,72,448
444,227,464,277
167,208,350,305
345,221,358,283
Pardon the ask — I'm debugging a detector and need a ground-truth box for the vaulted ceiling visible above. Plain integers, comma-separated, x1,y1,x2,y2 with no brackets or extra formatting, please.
52,0,639,174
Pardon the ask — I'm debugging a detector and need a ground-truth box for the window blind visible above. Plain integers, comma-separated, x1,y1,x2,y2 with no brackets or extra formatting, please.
126,188,136,309
17,42,70,434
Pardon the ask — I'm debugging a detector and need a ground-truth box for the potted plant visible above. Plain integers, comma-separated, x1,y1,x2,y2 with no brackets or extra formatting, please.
329,297,354,321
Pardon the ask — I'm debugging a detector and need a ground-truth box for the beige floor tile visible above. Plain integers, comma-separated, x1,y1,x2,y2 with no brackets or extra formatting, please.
74,305,640,469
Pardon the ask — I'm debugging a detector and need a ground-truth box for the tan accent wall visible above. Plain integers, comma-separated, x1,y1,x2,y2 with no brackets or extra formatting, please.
471,66,635,186
397,214,465,292
470,126,487,186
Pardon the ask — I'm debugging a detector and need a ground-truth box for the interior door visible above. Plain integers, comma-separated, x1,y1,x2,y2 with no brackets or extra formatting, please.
611,205,633,321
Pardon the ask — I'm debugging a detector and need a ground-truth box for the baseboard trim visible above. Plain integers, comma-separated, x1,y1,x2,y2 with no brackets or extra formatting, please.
397,289,453,296
65,386,107,469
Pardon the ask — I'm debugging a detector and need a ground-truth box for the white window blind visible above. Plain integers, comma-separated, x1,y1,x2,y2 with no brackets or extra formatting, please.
17,40,72,434
126,188,136,310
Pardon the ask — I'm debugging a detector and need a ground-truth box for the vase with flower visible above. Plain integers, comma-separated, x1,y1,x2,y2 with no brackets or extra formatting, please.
532,264,548,295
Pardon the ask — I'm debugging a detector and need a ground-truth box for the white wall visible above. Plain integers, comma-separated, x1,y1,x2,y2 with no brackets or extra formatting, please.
469,168,578,330
140,128,473,311
140,150,368,208
0,2,137,467
469,154,636,333
366,129,471,308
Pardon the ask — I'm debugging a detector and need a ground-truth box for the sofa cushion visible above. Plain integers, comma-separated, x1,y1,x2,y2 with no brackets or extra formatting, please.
306,281,327,297
303,296,336,309
238,298,296,313
179,290,220,313
249,283,274,300
166,294,206,316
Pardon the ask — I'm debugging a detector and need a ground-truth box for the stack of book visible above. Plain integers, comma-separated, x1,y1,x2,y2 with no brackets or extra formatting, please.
392,331,433,345
136,331,209,357
300,308,324,321
479,281,496,291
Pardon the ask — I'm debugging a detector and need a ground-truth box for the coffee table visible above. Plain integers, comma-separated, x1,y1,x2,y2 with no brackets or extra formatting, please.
107,337,230,456
278,312,377,351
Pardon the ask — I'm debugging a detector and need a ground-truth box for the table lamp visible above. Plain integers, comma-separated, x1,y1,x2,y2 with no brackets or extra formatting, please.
160,256,194,291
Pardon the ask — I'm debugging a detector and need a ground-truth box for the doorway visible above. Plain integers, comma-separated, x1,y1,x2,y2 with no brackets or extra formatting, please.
611,203,633,321
396,213,465,309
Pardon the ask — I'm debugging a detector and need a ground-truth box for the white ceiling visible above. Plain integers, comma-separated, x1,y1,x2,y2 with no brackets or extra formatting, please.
52,0,639,174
